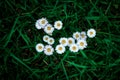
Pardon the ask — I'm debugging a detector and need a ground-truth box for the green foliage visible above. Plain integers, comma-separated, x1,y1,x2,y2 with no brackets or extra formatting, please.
0,0,120,80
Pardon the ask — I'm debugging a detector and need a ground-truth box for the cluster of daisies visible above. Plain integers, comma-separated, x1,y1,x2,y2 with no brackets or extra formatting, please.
35,17,96,56
35,17,63,35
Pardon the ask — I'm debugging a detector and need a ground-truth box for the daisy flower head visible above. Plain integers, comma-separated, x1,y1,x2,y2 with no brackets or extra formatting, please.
59,37,68,46
55,44,66,54
87,28,96,38
80,31,87,40
67,37,75,46
54,21,63,30
77,39,87,50
35,43,44,52
69,44,79,53
73,32,81,40
48,37,55,45
38,18,48,28
35,20,42,29
44,24,54,35
44,45,54,56
43,35,50,43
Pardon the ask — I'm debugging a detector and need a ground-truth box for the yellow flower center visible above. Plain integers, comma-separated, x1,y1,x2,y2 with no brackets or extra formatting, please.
72,46,76,50
61,40,66,44
57,23,60,27
79,42,84,46
38,46,42,50
58,47,63,51
90,31,93,35
50,39,53,43
41,20,45,24
47,48,51,52
75,34,79,38
47,26,51,30
68,40,72,44
81,34,85,38
45,37,48,40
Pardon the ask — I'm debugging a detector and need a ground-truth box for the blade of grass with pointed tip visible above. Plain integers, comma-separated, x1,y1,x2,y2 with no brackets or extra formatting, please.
61,62,69,80
4,17,19,47
10,53,40,78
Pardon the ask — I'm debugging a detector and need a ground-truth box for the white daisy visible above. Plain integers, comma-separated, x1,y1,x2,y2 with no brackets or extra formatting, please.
48,37,55,45
87,28,96,38
38,18,48,28
73,32,81,40
69,44,79,53
67,37,75,46
59,38,68,46
44,45,54,56
35,20,42,29
80,31,87,40
54,21,63,30
55,44,65,54
44,24,54,34
43,35,50,43
35,43,44,52
77,39,87,50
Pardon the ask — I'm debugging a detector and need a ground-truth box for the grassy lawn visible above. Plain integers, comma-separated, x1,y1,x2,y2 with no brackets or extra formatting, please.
0,0,120,80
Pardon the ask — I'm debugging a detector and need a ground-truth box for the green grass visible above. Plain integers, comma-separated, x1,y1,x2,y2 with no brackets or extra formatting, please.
0,0,120,80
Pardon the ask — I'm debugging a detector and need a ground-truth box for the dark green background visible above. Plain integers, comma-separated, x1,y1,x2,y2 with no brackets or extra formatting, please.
0,0,120,80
